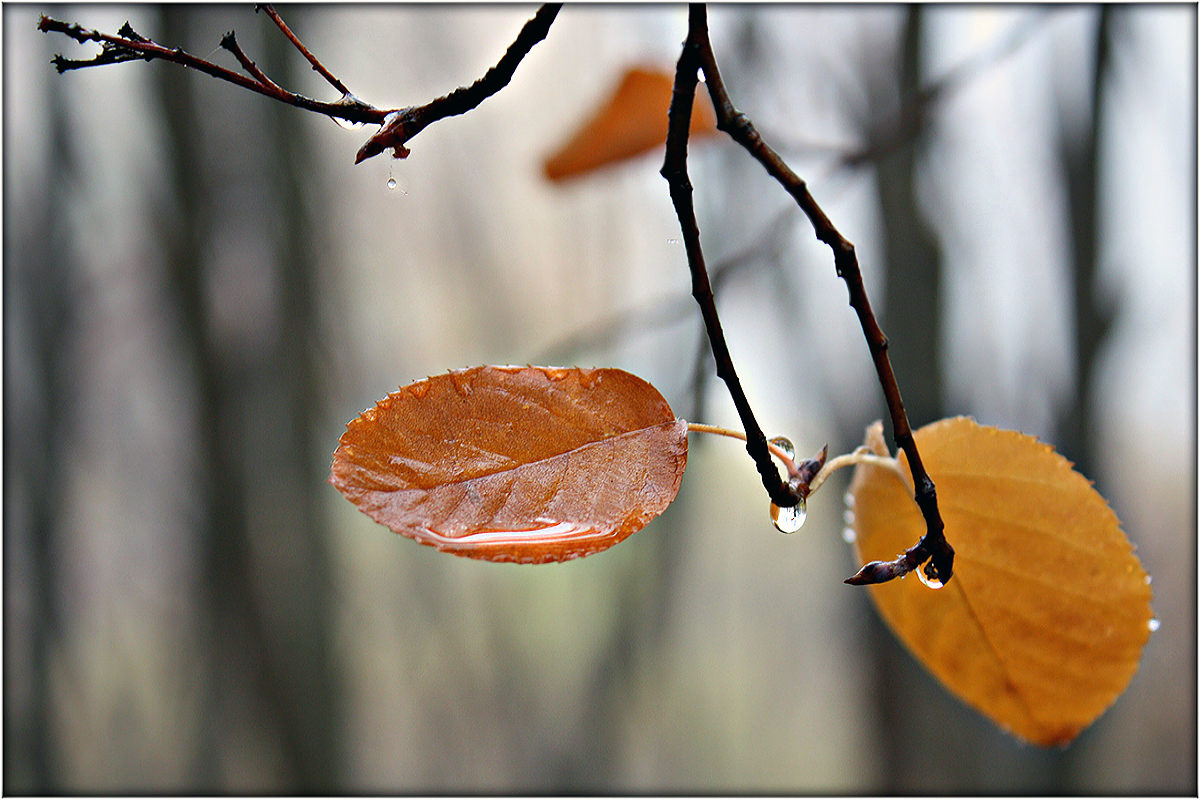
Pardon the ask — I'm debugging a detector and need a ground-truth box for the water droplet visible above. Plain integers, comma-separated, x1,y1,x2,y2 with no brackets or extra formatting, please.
843,508,855,526
916,567,944,590
333,116,362,130
386,177,398,190
1148,617,1161,632
770,498,806,533
769,436,795,461
843,491,856,508
841,526,857,544
1145,574,1153,585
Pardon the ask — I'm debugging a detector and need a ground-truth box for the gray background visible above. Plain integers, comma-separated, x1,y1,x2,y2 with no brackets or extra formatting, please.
5,4,1194,793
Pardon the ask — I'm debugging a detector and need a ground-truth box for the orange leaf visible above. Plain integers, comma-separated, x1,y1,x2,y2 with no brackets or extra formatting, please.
847,417,1153,746
330,365,687,564
543,66,717,182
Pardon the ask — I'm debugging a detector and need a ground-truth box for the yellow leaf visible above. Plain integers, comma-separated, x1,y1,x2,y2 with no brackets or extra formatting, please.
848,417,1153,746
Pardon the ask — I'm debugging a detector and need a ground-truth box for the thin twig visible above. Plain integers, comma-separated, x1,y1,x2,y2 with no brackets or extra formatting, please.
683,4,953,586
220,30,282,92
40,6,561,165
660,23,800,510
38,15,386,125
355,3,562,163
258,4,352,97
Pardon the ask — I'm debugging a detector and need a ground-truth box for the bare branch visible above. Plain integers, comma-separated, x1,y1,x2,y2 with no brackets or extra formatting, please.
38,14,387,126
42,6,562,165
257,4,352,97
355,3,562,164
683,4,953,586
220,30,282,92
660,16,801,510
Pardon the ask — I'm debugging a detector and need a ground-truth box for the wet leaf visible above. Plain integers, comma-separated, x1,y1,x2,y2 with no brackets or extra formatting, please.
331,365,688,564
543,66,717,182
847,417,1153,746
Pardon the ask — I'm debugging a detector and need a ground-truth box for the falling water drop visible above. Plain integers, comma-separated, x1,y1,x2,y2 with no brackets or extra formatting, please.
1148,617,1161,632
386,177,398,190
843,491,856,509
770,498,806,533
916,566,944,590
842,526,857,544
769,436,796,461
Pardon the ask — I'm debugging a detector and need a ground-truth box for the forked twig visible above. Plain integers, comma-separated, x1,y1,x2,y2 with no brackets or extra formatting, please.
38,14,386,125
667,4,953,586
660,28,800,511
39,5,562,164
354,4,562,163
258,4,352,97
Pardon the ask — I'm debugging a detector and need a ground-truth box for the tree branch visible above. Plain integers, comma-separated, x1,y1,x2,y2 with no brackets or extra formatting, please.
681,4,953,586
660,18,801,510
38,14,386,125
39,5,563,165
354,3,562,163
257,4,352,97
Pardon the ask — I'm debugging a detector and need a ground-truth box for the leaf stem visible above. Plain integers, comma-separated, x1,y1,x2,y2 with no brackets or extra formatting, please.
808,447,912,497
686,422,827,498
686,422,793,465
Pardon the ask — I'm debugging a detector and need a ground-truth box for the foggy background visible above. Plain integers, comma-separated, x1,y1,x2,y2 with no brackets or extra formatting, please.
4,4,1194,793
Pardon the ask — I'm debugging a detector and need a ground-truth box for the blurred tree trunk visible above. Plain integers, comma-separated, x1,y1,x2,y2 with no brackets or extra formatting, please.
1046,5,1115,789
1055,5,1115,480
153,7,341,791
257,11,343,790
861,6,957,791
2,36,79,793
877,9,943,434
860,8,1063,792
860,8,1114,791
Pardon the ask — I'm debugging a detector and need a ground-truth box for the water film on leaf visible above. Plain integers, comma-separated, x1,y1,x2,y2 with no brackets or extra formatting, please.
330,365,688,564
847,417,1153,746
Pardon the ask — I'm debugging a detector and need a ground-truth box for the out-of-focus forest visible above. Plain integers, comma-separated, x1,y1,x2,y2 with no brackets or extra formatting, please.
4,4,1195,794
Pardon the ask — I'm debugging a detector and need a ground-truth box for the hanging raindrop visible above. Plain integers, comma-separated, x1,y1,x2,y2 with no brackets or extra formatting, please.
916,566,944,590
769,436,795,461
386,177,398,190
841,526,857,544
1148,618,1161,632
770,498,806,533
